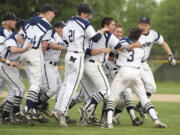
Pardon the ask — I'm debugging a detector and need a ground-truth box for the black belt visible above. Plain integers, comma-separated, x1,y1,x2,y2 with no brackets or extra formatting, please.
89,59,95,63
31,47,38,49
73,51,79,53
49,61,57,66
141,60,146,63
113,68,118,70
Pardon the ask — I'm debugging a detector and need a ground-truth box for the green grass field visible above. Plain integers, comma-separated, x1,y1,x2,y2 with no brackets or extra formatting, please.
0,100,180,135
0,80,180,135
20,78,180,94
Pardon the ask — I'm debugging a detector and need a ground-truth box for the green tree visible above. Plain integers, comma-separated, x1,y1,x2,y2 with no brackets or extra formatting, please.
151,0,180,55
87,0,126,30
120,0,157,36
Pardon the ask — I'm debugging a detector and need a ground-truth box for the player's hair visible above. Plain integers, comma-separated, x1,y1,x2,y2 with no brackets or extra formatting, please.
115,24,122,28
1,21,5,27
128,27,142,41
101,17,114,28
15,19,25,32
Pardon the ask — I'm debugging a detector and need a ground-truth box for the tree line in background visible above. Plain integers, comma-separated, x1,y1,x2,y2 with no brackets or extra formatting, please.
0,0,180,56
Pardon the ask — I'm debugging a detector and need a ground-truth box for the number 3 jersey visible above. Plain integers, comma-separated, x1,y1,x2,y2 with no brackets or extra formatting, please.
116,38,144,68
63,16,97,52
138,29,164,61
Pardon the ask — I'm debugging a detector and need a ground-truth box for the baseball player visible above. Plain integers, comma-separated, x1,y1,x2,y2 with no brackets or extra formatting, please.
78,18,141,127
19,4,56,125
37,21,66,117
0,12,16,94
0,20,31,124
104,24,143,126
106,27,167,128
104,52,143,126
0,12,16,117
54,3,109,127
131,17,176,118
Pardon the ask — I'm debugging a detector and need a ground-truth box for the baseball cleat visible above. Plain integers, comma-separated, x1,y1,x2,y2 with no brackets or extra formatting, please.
59,113,68,128
78,106,90,124
154,120,167,128
132,118,144,126
89,115,101,125
54,111,68,128
12,112,26,123
32,113,49,123
39,103,54,118
20,110,34,126
113,117,121,125
0,117,14,124
78,117,88,127
66,116,76,124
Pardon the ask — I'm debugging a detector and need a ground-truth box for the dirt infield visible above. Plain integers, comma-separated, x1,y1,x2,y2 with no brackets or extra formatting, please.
132,94,180,102
0,92,180,102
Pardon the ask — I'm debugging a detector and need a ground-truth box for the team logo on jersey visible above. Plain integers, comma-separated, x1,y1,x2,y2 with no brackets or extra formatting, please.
143,42,151,47
69,56,77,63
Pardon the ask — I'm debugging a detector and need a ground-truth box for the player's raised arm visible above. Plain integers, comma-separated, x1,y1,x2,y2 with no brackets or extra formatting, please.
115,27,143,52
85,48,112,56
5,20,31,54
48,42,67,50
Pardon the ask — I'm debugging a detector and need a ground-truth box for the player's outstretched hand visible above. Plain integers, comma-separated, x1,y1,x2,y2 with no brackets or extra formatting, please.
168,55,176,65
9,61,20,67
99,27,109,35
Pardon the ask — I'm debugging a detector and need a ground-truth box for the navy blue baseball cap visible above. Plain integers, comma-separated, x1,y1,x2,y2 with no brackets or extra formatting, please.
40,3,58,13
2,12,16,21
139,17,150,24
54,21,64,28
77,3,93,14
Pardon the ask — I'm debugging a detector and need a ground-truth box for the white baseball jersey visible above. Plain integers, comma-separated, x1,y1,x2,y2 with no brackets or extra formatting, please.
2,32,22,62
138,29,164,61
0,27,13,93
87,32,119,63
63,16,97,52
0,27,12,44
44,31,64,62
116,38,144,68
22,16,52,49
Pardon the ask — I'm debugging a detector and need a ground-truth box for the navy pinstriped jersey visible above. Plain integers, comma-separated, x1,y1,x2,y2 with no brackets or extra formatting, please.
44,31,65,62
138,29,164,61
0,27,12,44
22,16,52,49
116,38,144,68
1,32,22,61
87,32,119,63
63,16,97,52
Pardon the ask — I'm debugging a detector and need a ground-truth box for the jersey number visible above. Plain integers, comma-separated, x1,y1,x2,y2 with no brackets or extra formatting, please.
68,30,75,42
127,50,134,62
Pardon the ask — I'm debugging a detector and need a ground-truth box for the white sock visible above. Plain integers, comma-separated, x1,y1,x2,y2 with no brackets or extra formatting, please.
149,108,158,121
107,110,113,125
129,109,136,120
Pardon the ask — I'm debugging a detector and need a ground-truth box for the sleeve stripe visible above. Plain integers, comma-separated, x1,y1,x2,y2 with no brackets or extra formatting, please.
155,33,160,41
114,42,122,49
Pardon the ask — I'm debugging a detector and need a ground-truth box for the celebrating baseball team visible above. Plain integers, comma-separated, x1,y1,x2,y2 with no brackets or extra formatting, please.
0,3,176,128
